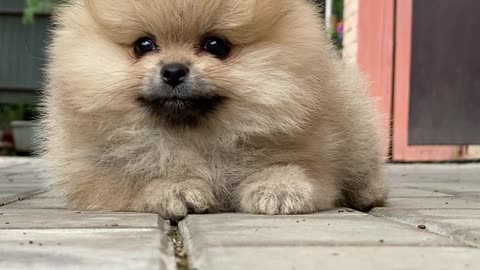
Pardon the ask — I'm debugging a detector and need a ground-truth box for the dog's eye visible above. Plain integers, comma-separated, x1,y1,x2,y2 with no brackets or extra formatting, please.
134,37,157,57
201,36,231,59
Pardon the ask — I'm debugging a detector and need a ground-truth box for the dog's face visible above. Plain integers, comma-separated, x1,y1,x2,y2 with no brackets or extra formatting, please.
50,0,332,134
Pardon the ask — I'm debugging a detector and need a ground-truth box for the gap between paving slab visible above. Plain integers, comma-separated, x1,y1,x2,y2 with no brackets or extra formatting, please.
168,221,190,270
0,189,44,207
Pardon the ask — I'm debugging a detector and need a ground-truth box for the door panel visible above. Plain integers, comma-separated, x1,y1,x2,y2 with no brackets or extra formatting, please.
408,0,480,145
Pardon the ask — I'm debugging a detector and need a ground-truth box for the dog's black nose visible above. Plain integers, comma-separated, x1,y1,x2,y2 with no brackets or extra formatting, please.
161,63,189,87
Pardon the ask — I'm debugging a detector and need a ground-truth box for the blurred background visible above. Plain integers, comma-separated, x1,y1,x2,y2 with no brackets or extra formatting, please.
0,0,479,162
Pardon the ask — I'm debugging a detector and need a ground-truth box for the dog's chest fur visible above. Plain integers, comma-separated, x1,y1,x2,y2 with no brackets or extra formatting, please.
100,131,259,190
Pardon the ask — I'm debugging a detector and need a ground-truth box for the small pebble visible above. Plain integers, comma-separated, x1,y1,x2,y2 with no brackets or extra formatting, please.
418,225,427,230
445,202,449,205
29,241,34,245
5,222,10,225
338,210,345,213
346,209,355,213
332,253,340,256
39,243,43,246
379,239,385,243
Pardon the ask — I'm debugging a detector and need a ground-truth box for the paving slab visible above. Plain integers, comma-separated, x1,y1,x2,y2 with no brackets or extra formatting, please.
0,158,35,169
386,197,480,209
372,208,480,247
2,157,480,270
0,229,175,270
181,212,461,247
0,182,45,188
0,158,176,269
0,209,160,229
0,190,43,206
389,187,453,197
191,246,480,270
180,212,465,269
387,164,480,182
391,179,480,193
0,165,46,176
0,159,46,206
1,196,66,209
0,187,43,194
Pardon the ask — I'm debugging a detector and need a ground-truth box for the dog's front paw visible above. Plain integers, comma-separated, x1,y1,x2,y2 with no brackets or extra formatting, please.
236,181,316,215
235,166,319,215
130,180,216,220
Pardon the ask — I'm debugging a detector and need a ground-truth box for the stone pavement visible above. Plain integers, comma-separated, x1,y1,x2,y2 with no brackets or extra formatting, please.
1,158,480,269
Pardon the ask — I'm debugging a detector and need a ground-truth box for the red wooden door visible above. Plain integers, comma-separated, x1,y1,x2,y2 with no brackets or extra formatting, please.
357,0,465,162
357,0,395,159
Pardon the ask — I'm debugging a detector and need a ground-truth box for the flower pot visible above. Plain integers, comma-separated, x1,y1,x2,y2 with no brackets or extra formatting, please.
11,121,39,153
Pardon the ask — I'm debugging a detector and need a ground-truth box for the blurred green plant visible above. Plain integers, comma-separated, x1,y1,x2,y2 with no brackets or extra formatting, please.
23,0,60,24
331,0,344,51
0,104,38,156
0,103,37,130
333,0,344,21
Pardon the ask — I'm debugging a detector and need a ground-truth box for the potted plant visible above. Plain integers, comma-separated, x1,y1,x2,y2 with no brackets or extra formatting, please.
0,103,39,155
10,103,40,154
0,104,22,154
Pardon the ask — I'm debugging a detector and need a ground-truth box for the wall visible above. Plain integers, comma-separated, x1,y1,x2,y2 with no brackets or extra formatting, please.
0,0,49,103
342,0,359,65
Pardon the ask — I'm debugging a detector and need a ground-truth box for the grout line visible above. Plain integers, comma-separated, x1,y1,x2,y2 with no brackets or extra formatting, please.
168,221,191,270
0,189,45,207
0,226,160,230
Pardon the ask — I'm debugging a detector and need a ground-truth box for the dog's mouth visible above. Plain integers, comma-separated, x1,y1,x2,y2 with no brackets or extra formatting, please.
137,95,224,127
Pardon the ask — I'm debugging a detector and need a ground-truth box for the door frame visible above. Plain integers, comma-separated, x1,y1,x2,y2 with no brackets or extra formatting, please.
358,0,462,162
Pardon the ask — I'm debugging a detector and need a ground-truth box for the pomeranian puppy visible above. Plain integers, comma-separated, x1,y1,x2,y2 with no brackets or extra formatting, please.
41,0,387,219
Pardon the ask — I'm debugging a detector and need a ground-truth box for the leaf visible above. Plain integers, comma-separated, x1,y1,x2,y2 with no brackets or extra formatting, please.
23,0,60,24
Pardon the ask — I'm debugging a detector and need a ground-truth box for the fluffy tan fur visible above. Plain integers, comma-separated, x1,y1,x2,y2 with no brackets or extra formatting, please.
41,0,387,219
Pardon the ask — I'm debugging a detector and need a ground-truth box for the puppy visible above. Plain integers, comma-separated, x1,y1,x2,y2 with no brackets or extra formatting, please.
41,0,387,219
